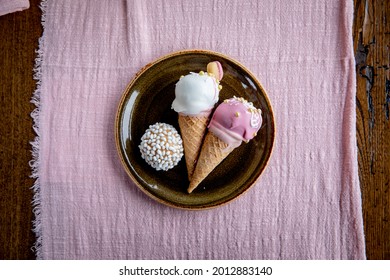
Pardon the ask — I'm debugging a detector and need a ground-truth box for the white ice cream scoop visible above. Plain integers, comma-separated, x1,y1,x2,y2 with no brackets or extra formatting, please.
172,72,220,116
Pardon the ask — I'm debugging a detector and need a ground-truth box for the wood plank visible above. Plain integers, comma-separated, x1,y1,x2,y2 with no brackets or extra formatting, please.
353,0,390,260
0,0,41,259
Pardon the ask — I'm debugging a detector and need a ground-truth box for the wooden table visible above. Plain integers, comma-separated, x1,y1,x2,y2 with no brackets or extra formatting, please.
0,0,389,259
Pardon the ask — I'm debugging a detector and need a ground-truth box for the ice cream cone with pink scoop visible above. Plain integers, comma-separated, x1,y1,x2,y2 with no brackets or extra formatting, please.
188,96,263,193
171,61,224,180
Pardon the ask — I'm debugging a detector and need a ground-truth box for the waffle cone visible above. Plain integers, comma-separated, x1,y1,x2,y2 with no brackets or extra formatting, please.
188,132,235,193
178,114,210,180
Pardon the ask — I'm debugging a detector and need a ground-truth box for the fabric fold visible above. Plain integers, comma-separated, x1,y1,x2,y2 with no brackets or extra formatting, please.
0,0,29,16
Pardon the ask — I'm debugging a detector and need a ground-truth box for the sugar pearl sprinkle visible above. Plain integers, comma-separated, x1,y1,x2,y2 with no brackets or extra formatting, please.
139,123,184,171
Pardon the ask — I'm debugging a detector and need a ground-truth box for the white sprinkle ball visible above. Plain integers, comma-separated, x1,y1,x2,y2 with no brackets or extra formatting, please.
138,122,184,171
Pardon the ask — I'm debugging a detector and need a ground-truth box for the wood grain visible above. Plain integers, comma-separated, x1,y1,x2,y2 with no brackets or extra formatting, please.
0,0,41,259
0,0,389,259
354,0,390,260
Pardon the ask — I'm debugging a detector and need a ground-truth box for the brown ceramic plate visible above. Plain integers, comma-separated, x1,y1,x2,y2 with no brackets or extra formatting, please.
115,50,275,210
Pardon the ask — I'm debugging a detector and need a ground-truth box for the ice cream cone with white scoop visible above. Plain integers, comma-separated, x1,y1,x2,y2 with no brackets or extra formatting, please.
171,61,224,180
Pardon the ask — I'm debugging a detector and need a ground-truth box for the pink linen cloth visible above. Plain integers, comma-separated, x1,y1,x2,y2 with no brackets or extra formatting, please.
32,0,366,259
0,0,29,16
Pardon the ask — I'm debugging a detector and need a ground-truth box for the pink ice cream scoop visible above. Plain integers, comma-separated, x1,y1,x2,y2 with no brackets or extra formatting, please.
208,96,262,148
